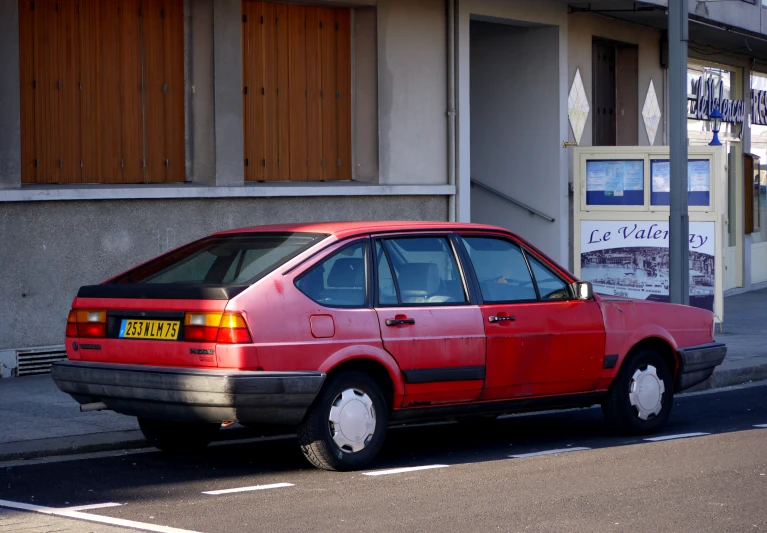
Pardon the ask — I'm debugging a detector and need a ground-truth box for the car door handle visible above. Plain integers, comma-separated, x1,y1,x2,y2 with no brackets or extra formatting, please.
489,315,515,323
386,318,415,326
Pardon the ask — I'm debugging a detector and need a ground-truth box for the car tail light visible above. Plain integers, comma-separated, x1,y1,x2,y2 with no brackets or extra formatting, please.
66,310,78,337
67,309,107,338
217,313,252,344
184,312,252,344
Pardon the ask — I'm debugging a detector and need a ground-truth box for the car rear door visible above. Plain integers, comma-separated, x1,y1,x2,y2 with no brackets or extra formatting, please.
459,234,606,400
373,234,486,407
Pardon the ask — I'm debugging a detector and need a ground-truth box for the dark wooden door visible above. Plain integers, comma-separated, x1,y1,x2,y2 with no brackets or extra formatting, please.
592,40,616,146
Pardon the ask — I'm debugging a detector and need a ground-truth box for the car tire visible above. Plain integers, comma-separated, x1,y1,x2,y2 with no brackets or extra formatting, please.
138,418,221,454
602,348,674,435
297,371,388,471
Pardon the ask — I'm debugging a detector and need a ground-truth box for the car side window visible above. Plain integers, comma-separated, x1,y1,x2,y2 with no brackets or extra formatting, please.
527,254,571,301
376,236,468,305
462,236,537,302
295,241,367,307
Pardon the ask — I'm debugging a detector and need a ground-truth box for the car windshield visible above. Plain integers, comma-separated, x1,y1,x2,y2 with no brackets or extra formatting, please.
111,232,327,285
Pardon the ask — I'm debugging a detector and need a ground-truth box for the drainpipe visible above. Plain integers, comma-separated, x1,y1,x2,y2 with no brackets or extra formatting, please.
447,0,457,222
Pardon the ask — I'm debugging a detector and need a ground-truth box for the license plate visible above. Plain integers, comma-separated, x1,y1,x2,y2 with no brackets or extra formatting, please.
119,319,180,340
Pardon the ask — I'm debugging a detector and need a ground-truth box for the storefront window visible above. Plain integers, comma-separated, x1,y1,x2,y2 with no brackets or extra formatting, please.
687,65,738,140
751,73,767,244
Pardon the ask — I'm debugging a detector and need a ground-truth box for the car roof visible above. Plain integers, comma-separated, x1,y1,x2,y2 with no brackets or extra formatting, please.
213,221,519,240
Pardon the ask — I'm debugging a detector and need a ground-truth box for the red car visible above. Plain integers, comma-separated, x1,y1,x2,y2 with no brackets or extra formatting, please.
52,222,726,470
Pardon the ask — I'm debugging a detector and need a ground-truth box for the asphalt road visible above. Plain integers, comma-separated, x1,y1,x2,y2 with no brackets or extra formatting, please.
1,382,766,533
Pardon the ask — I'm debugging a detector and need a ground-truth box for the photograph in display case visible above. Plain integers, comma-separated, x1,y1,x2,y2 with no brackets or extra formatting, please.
580,220,715,312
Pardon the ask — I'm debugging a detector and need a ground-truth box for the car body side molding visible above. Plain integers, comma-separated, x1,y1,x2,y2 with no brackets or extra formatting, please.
402,366,486,384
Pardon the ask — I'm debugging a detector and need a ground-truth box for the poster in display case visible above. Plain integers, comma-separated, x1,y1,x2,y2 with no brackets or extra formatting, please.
586,160,644,206
650,159,711,206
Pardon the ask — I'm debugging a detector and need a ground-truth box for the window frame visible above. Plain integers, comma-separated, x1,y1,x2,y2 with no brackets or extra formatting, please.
371,232,474,308
456,233,575,305
293,237,371,309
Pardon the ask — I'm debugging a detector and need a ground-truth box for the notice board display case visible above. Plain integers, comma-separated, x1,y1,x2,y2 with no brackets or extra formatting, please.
573,146,726,322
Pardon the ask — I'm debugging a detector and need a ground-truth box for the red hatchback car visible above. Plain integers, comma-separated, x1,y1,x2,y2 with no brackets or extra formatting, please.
53,222,726,470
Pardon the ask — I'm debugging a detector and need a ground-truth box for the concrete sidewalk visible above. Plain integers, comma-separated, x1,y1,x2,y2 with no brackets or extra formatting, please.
0,289,765,461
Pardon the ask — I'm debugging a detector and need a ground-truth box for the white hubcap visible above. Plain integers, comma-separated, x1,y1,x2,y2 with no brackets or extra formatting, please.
629,365,665,420
328,388,376,453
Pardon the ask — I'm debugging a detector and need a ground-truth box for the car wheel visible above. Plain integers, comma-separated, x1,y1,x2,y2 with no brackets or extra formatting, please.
138,418,221,454
602,348,674,435
297,371,388,471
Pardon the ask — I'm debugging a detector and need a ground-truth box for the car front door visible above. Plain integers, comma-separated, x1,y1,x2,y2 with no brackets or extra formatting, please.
373,234,486,407
459,234,606,400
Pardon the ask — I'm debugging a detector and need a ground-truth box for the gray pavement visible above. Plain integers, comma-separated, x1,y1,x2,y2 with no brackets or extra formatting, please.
1,383,766,533
0,288,765,461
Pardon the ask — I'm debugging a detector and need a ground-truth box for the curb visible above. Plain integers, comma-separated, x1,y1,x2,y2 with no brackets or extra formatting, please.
0,426,261,463
687,355,767,392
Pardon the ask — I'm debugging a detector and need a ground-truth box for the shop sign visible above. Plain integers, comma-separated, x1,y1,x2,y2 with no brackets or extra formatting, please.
687,76,745,124
751,88,767,126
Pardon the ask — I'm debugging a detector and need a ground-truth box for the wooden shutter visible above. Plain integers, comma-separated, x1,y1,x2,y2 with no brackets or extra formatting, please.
18,0,185,184
242,1,351,182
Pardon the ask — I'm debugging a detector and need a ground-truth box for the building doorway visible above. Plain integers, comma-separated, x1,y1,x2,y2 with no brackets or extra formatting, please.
592,38,639,147
468,19,565,261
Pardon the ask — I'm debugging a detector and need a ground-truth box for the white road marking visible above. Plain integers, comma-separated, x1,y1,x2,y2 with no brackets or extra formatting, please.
0,499,203,533
509,447,591,458
644,432,710,442
59,502,123,512
363,464,449,476
202,483,294,495
754,424,767,428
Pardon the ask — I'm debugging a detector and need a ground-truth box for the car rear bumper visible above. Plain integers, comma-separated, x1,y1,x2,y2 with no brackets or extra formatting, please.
51,360,326,426
675,342,727,391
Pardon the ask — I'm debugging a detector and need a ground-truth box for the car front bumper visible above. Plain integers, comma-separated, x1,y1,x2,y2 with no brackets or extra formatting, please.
51,360,326,426
675,342,727,391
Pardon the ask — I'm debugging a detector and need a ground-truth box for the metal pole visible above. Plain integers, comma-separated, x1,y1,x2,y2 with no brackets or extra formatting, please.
668,0,690,305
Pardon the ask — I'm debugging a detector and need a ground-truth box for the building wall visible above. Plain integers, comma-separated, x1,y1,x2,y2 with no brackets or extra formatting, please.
567,12,666,148
0,195,447,350
469,21,563,258
377,0,448,185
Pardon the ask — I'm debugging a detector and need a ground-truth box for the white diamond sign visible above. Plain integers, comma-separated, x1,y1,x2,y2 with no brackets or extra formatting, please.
642,80,661,146
568,68,589,145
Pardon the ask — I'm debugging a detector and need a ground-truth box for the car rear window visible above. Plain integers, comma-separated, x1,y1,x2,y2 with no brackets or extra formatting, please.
111,233,327,285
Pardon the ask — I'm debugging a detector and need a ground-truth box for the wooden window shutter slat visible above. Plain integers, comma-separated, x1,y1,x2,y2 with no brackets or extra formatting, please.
275,2,290,180
243,0,266,181
35,0,60,183
120,0,145,183
287,4,307,181
304,6,323,181
58,0,82,183
163,0,185,183
80,0,102,183
261,1,279,180
319,7,338,181
100,0,123,183
335,8,352,181
143,0,166,183
19,0,37,183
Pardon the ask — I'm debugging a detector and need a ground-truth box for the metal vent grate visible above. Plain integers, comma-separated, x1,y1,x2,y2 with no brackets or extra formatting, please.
16,346,67,376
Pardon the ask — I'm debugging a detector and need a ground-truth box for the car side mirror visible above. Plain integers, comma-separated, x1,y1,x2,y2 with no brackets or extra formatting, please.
572,281,593,300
